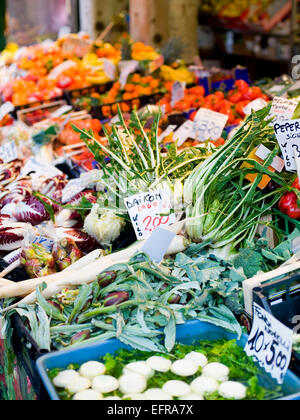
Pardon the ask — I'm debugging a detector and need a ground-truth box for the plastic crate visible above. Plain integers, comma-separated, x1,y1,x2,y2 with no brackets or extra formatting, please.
253,273,300,376
36,320,300,400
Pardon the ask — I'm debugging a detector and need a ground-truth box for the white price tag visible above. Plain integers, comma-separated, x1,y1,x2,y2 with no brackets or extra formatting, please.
255,144,285,173
124,190,176,241
58,26,71,39
21,158,62,178
243,98,268,116
245,303,293,384
51,105,73,119
274,118,300,171
142,227,176,263
119,60,139,89
62,178,86,203
194,108,228,142
102,58,116,81
0,102,14,121
48,60,77,80
33,236,55,252
171,82,185,107
0,141,18,163
174,121,195,147
158,125,177,143
268,97,298,126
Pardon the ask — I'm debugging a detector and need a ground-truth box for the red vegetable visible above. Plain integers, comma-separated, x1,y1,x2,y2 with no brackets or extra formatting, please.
279,179,300,219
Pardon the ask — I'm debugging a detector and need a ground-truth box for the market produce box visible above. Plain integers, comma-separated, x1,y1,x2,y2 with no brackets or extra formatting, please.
36,320,300,401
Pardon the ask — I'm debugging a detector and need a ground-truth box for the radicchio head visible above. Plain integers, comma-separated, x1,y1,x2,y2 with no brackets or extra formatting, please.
14,196,50,225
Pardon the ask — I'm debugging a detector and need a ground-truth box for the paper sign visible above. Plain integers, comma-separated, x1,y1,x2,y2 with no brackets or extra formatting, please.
0,102,14,121
48,60,77,80
245,303,293,384
102,58,116,81
124,189,176,241
274,118,300,171
21,158,62,178
33,236,54,252
171,82,185,107
3,249,21,264
268,97,298,125
142,227,176,262
194,108,228,142
58,26,71,39
174,121,195,147
150,55,164,73
119,60,139,89
51,105,72,119
0,141,18,163
62,178,86,203
243,98,268,115
158,125,177,143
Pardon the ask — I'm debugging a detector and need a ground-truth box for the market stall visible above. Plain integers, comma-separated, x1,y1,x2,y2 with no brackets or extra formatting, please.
0,27,299,402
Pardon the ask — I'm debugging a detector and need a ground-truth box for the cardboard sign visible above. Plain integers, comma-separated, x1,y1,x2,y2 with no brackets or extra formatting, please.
174,121,195,147
194,108,228,142
142,227,176,263
245,303,293,384
268,97,298,125
0,141,18,163
124,190,176,241
243,98,268,116
274,118,300,171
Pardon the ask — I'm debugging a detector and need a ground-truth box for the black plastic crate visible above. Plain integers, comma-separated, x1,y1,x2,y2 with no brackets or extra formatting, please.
253,273,300,376
90,92,165,120
63,82,114,107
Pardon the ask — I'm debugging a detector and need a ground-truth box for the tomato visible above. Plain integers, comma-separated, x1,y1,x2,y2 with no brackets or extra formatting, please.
214,91,225,100
261,94,269,101
228,92,243,103
236,101,250,117
57,75,73,89
235,80,249,92
250,86,262,100
287,206,300,219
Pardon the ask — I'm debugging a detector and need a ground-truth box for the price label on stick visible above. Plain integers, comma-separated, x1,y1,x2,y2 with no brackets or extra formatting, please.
274,118,300,171
174,120,195,147
142,227,176,263
243,98,268,116
0,102,14,121
0,141,18,163
124,190,176,241
245,303,293,384
158,125,177,143
119,60,139,89
102,58,116,81
171,82,185,107
194,108,228,142
268,97,298,126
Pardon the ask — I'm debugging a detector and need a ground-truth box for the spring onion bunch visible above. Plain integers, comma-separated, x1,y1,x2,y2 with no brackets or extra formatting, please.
184,106,291,249
72,107,206,215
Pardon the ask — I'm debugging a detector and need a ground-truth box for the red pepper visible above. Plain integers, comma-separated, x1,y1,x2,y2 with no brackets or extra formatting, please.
279,178,300,219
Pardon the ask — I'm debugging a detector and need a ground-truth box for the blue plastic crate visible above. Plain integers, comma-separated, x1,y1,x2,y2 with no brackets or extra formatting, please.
36,320,300,400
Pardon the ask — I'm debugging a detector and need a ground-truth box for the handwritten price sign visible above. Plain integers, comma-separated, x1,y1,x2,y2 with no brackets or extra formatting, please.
194,108,228,142
0,141,18,163
274,118,300,171
245,303,293,384
124,190,176,240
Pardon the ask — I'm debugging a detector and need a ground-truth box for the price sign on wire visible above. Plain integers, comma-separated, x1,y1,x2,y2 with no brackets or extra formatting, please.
0,141,18,163
102,58,116,81
245,303,293,384
274,118,300,171
158,125,177,143
194,108,228,142
124,190,176,241
119,60,139,89
174,120,195,147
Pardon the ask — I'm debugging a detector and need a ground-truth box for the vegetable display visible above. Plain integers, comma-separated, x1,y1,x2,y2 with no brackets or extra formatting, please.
48,339,282,400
